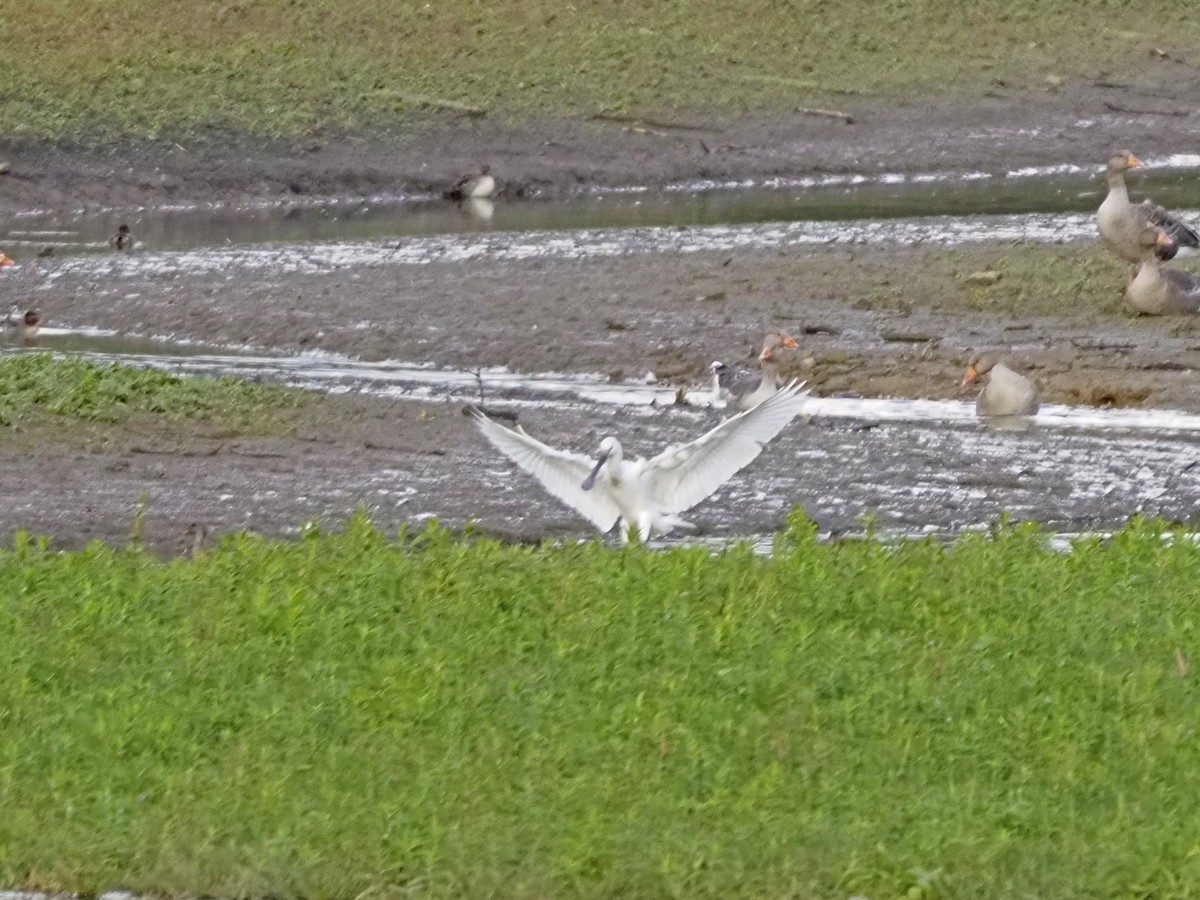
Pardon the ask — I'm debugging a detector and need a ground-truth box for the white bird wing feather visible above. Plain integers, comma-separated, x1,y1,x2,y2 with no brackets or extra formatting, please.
647,381,809,514
470,411,622,532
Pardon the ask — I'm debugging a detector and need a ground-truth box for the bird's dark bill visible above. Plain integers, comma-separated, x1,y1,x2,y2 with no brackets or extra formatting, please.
581,454,607,491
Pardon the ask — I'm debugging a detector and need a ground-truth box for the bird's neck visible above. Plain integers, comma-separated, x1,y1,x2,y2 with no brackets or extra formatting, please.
1106,170,1129,197
760,359,779,387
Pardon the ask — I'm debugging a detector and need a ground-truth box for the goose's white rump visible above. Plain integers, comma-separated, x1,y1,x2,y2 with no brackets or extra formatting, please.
470,381,810,542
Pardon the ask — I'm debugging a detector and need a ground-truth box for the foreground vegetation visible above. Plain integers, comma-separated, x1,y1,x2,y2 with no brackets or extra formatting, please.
3,513,1200,898
0,354,308,430
5,0,1200,137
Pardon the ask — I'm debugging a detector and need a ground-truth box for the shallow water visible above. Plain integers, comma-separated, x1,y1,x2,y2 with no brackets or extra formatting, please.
4,155,1200,259
3,154,1200,546
0,208,1163,281
12,330,1200,437
4,329,1200,543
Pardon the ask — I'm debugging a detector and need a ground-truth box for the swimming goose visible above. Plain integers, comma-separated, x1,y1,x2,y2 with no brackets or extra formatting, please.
444,165,495,201
110,224,135,251
1097,151,1199,263
470,380,810,543
1127,230,1200,315
962,352,1040,417
711,332,799,410
4,308,41,341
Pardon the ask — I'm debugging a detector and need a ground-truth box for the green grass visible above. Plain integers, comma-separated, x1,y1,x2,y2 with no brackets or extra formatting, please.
3,511,1200,897
0,354,308,430
4,0,1200,138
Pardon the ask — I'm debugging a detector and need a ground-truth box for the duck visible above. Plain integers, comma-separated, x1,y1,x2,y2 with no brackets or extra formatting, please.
4,307,41,341
961,352,1040,418
710,332,800,410
110,224,135,251
1127,229,1200,315
470,380,810,543
444,165,495,201
1097,151,1199,263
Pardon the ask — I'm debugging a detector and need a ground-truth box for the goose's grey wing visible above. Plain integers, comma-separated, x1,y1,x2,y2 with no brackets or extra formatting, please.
724,366,763,398
1140,200,1200,257
470,410,622,532
646,381,810,514
1163,267,1200,306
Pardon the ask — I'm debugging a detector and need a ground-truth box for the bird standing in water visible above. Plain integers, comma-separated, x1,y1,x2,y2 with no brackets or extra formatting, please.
470,381,810,543
110,224,135,251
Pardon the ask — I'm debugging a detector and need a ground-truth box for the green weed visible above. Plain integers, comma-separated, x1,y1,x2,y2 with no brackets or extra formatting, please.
3,1,1199,137
0,354,308,429
2,512,1200,897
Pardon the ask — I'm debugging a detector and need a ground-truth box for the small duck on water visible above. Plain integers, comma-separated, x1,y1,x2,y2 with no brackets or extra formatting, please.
110,224,135,251
444,165,496,201
4,307,42,342
961,351,1040,418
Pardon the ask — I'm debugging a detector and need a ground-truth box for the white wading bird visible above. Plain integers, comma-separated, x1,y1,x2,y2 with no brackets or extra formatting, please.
470,381,809,543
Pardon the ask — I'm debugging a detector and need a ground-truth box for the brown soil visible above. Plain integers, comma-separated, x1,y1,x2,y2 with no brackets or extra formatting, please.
2,79,1200,212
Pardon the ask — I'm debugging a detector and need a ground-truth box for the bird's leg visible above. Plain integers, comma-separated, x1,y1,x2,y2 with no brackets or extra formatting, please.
636,513,655,544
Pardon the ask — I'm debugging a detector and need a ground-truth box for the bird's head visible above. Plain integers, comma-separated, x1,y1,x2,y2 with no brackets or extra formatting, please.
962,351,999,387
1108,150,1143,174
24,310,40,327
0,253,13,267
581,436,619,491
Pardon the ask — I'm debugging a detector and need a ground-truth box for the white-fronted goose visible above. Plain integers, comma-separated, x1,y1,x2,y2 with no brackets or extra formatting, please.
470,381,810,543
445,165,495,201
962,352,1040,417
4,307,41,341
1097,151,1199,263
1127,230,1200,315
711,332,799,410
110,224,135,251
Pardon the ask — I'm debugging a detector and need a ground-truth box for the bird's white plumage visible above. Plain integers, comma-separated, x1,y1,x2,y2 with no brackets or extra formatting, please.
470,381,810,541
648,381,810,513
470,410,622,532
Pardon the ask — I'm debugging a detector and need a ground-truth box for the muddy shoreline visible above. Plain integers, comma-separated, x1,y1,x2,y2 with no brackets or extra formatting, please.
3,79,1200,215
2,80,1200,552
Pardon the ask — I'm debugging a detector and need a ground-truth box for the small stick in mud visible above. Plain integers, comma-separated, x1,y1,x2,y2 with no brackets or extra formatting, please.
795,106,856,124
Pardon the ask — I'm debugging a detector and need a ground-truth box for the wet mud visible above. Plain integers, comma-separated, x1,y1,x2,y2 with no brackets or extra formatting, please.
3,80,1200,551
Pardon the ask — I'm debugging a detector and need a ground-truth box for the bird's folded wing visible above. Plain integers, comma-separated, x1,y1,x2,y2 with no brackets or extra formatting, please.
727,367,762,397
648,381,810,514
1164,267,1200,301
1141,200,1200,248
470,411,622,532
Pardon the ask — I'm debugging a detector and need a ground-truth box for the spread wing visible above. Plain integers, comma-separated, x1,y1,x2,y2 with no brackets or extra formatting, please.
469,409,621,533
646,381,810,514
1140,200,1200,257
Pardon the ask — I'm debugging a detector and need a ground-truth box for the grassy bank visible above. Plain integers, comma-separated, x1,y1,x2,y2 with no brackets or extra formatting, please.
3,513,1200,897
5,0,1200,138
0,355,308,430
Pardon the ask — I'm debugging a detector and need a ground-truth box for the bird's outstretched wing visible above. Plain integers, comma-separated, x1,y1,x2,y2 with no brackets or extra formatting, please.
469,409,622,533
647,381,810,514
1140,200,1200,259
